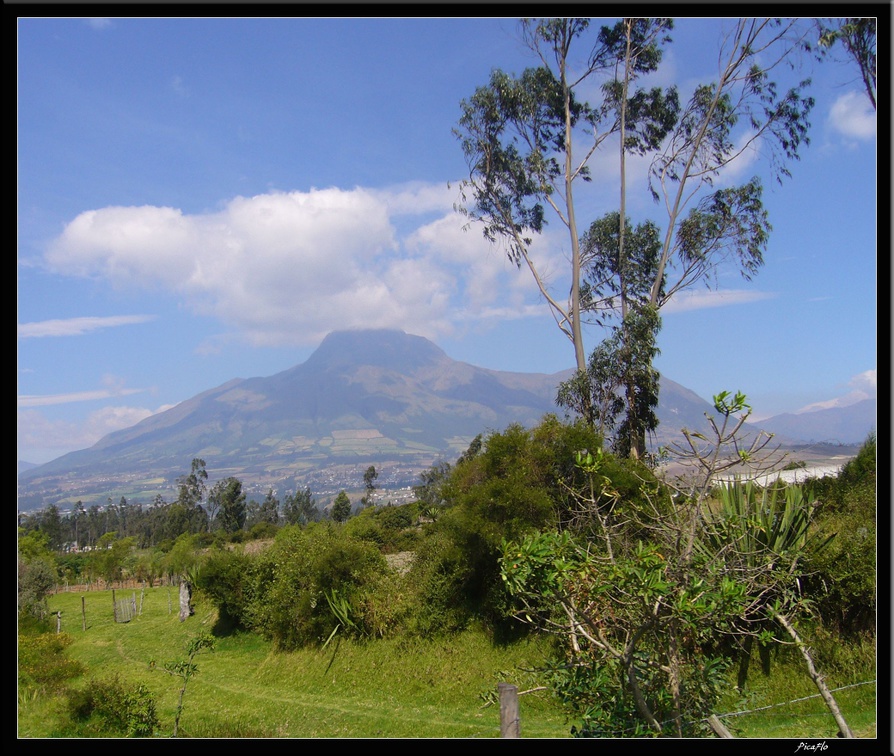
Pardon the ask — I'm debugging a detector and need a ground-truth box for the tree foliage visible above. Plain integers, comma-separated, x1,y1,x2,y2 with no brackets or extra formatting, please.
331,490,352,523
243,523,386,648
458,18,814,456
282,486,320,526
209,477,247,534
816,17,877,110
500,392,854,736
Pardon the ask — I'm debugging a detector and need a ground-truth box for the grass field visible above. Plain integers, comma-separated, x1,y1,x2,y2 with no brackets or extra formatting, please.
21,587,572,738
19,586,878,739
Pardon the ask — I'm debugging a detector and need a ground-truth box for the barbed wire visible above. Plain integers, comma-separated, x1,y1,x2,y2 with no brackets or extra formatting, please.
578,679,877,736
712,679,877,720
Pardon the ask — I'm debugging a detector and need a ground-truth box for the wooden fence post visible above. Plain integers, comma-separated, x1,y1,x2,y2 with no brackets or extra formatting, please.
498,682,520,738
112,589,117,622
81,596,86,632
55,611,62,634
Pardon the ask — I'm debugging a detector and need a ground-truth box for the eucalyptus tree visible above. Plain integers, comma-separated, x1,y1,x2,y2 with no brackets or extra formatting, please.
457,18,815,457
455,18,677,377
361,465,379,507
175,458,209,532
815,17,877,109
282,486,320,526
210,477,247,534
331,491,352,523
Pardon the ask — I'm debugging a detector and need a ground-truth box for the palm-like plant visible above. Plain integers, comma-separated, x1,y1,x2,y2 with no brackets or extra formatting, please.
698,479,835,689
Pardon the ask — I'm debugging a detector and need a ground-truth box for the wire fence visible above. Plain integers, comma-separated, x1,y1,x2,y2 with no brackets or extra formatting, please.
610,680,877,737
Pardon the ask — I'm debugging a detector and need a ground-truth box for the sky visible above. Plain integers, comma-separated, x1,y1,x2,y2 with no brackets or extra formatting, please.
17,16,879,465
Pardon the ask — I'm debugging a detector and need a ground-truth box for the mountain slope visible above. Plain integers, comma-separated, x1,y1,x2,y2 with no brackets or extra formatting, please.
18,328,865,512
17,330,574,508
757,398,877,444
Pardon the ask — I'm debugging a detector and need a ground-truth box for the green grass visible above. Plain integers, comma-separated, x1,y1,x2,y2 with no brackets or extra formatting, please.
714,640,878,739
20,587,877,739
21,587,572,738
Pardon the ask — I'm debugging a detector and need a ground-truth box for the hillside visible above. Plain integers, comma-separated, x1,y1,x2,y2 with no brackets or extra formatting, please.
757,398,877,445
16,329,866,513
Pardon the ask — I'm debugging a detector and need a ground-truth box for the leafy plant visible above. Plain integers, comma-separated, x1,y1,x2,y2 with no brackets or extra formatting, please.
18,632,85,695
152,632,215,737
66,674,158,737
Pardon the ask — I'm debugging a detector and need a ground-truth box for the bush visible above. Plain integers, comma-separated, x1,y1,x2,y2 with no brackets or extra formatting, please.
404,528,475,637
66,674,159,737
18,557,57,621
18,632,85,694
248,521,279,540
245,523,387,648
196,547,255,631
803,433,877,635
344,503,421,553
410,416,658,634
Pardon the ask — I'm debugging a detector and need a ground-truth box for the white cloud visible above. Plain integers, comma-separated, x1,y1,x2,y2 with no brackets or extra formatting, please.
18,373,145,408
45,186,553,349
662,288,777,314
795,368,877,413
18,315,156,339
18,388,144,408
848,368,876,392
18,404,161,460
828,91,876,140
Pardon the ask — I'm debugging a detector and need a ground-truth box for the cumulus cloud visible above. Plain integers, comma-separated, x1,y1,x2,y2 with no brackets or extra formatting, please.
828,91,876,140
18,315,156,339
18,404,162,460
795,368,877,413
44,185,554,349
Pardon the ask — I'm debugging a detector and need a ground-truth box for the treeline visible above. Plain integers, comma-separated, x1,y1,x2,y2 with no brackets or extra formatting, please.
17,462,325,554
18,415,876,736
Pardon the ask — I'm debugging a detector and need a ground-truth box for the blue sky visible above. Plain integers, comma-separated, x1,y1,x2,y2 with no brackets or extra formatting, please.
18,16,878,464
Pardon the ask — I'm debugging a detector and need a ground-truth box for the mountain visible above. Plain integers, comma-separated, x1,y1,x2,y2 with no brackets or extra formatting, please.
16,328,858,513
17,329,574,510
756,398,877,445
17,460,39,475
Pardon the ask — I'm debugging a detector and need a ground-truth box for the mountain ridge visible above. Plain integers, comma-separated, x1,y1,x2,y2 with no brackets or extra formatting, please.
17,329,870,512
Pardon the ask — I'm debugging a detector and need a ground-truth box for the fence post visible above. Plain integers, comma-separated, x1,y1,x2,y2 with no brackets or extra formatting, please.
55,611,62,634
112,589,117,622
81,596,86,631
498,682,520,738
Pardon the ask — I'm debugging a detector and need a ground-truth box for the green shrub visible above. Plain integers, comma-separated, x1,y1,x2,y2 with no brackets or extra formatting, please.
410,416,660,634
18,632,85,693
66,674,158,737
344,503,421,553
18,557,57,621
195,547,255,631
803,433,877,636
343,508,386,548
805,507,876,635
245,523,387,648
248,521,279,540
404,528,475,636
